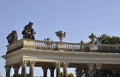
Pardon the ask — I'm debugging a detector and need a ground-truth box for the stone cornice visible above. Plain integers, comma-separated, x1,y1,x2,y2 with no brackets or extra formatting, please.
2,47,120,65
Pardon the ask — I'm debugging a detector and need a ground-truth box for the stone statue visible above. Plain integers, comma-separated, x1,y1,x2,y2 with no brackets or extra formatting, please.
22,22,36,39
80,40,85,49
55,31,66,42
89,33,97,44
7,30,18,44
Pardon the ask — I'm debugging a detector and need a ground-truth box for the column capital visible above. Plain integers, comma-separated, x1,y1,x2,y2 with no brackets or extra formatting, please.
42,66,48,70
30,61,36,64
62,62,69,67
13,65,20,68
96,64,102,70
5,65,11,72
21,61,27,66
49,66,55,70
5,65,11,68
56,62,61,65
88,63,95,67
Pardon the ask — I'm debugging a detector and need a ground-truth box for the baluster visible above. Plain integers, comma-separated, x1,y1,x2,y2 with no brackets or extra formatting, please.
69,44,71,49
70,44,72,49
36,42,38,47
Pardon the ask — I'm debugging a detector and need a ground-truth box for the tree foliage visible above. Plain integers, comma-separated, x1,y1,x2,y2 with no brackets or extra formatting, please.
98,34,120,44
60,72,75,77
68,73,74,77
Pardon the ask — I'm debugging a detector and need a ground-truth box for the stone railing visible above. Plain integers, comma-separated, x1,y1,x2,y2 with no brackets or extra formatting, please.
98,44,120,53
34,40,58,50
6,39,120,54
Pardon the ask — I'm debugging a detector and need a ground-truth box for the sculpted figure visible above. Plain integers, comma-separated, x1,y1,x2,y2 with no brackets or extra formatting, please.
89,33,97,44
22,22,36,39
7,34,12,44
7,30,18,44
11,30,18,42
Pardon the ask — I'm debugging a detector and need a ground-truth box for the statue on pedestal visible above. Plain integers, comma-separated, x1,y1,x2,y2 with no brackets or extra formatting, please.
7,30,18,44
22,22,36,39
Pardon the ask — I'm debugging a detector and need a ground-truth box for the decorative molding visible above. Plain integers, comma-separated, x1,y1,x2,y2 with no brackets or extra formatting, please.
2,46,120,65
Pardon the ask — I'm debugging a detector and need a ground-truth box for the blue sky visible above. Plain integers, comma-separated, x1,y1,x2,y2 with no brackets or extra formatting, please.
0,0,120,77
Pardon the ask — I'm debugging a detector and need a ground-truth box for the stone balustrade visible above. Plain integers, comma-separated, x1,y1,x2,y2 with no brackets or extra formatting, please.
6,39,120,54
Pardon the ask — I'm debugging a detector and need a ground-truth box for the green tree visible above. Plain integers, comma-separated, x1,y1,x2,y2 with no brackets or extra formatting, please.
60,72,64,77
68,73,74,77
98,34,120,44
60,72,74,77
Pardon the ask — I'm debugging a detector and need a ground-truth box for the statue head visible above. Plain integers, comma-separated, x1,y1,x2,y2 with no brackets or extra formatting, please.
28,22,33,26
28,22,33,29
12,30,17,35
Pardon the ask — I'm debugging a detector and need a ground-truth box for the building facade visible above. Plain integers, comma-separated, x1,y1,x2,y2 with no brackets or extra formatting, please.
2,39,120,77
2,22,120,77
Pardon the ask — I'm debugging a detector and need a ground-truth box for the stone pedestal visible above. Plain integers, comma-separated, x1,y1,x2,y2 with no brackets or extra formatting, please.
57,43,66,50
89,44,98,51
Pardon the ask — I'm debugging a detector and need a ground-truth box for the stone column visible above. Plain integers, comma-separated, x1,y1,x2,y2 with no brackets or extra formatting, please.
76,67,82,77
13,65,20,77
5,65,11,77
88,64,94,77
49,67,55,77
22,61,27,77
63,62,68,77
96,64,102,77
56,62,60,77
85,68,89,77
29,61,35,77
42,66,48,77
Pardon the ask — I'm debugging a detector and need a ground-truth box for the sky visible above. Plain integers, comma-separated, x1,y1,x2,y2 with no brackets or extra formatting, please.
0,0,120,77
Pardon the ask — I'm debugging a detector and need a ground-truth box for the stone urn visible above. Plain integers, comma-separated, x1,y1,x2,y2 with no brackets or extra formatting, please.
55,31,66,42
